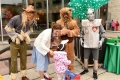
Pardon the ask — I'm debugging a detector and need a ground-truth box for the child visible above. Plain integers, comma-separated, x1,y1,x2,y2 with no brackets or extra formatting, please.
53,40,71,80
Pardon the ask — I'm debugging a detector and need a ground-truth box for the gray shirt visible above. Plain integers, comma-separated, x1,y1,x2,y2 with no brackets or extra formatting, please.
6,15,34,38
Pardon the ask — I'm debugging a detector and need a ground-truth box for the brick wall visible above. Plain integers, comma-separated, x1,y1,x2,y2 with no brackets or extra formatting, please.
108,0,120,30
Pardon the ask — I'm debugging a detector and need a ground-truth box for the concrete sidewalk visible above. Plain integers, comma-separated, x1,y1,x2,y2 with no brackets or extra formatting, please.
2,60,120,80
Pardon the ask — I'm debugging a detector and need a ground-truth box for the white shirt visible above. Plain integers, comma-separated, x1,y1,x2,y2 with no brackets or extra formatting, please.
34,29,52,56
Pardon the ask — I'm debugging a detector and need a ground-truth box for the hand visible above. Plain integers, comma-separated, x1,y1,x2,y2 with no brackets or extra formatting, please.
17,34,24,41
99,41,102,48
49,50,54,56
11,35,17,42
80,38,84,46
11,35,20,44
24,33,31,44
61,28,69,35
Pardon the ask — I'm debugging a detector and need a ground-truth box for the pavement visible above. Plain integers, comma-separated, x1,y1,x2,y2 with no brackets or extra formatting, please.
2,59,120,80
0,30,120,80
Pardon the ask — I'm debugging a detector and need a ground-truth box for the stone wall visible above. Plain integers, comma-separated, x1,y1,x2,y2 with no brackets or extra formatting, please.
108,0,120,30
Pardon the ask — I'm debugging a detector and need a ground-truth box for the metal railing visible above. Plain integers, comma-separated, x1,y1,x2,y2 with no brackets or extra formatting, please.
0,45,33,75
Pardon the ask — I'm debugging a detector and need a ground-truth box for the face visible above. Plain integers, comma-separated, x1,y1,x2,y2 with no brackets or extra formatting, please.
63,13,69,21
87,12,94,21
53,29,61,37
26,11,34,21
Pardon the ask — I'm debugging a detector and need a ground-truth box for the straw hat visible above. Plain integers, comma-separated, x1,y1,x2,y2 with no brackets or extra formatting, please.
23,5,36,12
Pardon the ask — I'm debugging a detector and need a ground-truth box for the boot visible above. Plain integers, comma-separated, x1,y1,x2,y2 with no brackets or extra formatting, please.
80,69,89,75
10,73,17,80
20,70,29,80
22,76,29,80
93,72,98,79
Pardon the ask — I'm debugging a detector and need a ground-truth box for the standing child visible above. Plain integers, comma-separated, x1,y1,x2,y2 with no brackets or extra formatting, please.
53,40,71,80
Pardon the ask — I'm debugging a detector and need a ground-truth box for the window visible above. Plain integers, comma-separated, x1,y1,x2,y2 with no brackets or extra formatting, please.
44,1,46,8
64,0,70,3
52,0,61,4
36,2,42,9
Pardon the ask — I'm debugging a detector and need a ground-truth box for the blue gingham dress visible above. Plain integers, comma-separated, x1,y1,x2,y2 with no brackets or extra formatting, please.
31,46,50,71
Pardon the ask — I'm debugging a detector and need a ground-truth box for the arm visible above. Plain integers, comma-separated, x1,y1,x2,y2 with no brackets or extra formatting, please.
67,20,80,37
63,59,71,65
80,26,84,46
53,53,60,61
4,16,21,44
99,24,106,47
4,16,18,38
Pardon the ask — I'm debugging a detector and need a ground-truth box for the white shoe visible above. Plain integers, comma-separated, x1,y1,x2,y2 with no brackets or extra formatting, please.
41,78,45,80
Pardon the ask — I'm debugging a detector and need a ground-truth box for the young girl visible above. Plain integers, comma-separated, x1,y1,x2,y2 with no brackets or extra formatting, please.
53,40,71,80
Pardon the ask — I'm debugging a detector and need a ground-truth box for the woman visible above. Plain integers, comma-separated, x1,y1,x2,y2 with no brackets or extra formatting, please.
31,23,62,80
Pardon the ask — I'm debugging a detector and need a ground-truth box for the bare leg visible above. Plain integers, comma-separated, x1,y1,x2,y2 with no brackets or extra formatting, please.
39,71,44,79
84,59,88,69
93,60,98,70
80,59,89,75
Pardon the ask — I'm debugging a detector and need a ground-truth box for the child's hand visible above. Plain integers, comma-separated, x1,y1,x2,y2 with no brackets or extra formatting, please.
49,50,54,56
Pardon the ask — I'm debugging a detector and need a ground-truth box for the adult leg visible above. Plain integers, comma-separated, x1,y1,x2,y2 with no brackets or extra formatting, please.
65,42,74,72
19,42,29,80
80,48,91,75
36,51,51,80
10,42,19,80
92,49,99,79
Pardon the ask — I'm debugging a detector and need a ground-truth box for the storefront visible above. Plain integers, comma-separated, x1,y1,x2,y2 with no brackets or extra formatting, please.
0,0,70,42
0,0,108,42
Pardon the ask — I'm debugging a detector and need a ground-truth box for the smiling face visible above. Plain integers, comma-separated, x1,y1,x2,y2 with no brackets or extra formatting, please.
63,13,69,20
26,11,35,21
53,29,61,37
87,12,94,21
87,8,95,21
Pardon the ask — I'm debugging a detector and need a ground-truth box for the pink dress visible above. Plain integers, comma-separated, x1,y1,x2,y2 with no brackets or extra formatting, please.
53,51,71,74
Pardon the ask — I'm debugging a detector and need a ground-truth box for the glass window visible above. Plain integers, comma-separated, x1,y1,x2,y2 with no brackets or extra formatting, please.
52,0,61,4
34,0,47,32
64,0,69,7
36,2,42,9
1,0,25,41
44,1,46,8
64,0,70,3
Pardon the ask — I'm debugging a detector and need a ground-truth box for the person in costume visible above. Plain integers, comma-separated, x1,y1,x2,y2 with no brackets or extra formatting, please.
4,5,37,80
80,8,105,79
31,23,62,80
53,39,71,80
56,7,80,72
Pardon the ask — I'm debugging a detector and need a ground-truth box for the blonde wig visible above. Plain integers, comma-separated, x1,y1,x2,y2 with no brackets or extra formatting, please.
21,11,37,28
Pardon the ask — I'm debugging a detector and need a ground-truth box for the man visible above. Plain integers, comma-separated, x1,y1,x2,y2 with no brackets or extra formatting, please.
56,7,80,72
4,5,37,80
80,8,105,79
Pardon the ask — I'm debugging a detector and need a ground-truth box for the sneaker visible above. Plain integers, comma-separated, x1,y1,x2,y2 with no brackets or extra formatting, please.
93,72,98,79
80,69,89,75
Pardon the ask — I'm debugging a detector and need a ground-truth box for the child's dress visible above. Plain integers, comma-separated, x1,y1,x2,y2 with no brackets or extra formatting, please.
53,51,71,80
